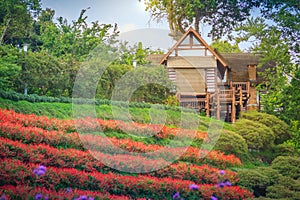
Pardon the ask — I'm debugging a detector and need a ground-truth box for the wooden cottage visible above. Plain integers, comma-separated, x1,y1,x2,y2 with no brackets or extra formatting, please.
147,27,265,123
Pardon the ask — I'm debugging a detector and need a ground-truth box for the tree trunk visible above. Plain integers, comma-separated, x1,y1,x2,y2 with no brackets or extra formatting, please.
0,18,11,45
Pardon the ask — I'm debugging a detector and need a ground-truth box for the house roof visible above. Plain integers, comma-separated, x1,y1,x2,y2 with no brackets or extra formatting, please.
159,27,228,67
145,54,166,65
220,53,267,83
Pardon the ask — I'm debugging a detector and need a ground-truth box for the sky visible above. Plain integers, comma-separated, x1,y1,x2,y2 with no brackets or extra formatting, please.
40,0,251,51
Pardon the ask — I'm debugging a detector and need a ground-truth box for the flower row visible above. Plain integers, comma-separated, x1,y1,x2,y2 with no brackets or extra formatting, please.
0,121,242,167
0,185,142,200
0,137,238,184
0,158,253,199
0,109,207,140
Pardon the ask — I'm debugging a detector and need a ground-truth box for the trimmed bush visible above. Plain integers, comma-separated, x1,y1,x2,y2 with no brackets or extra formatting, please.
266,184,300,200
271,156,300,180
233,119,275,151
274,143,297,157
214,130,248,158
237,167,281,197
240,111,291,144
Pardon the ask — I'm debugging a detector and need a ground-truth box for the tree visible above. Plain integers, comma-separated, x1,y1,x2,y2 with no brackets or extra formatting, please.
210,40,241,53
115,41,164,65
235,17,298,120
234,0,299,124
0,0,41,45
0,45,21,90
143,0,260,39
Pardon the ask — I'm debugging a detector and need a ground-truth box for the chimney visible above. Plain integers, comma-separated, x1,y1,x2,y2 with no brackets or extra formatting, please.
248,64,257,81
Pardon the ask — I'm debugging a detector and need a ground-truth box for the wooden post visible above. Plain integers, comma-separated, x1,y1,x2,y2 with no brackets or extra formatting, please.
206,92,210,117
216,88,220,120
231,87,236,123
239,86,243,113
247,81,250,96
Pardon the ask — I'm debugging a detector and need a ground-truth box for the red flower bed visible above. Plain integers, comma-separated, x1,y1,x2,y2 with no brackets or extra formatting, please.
0,121,242,167
0,158,253,199
0,137,239,184
0,109,207,140
0,121,82,149
0,185,138,200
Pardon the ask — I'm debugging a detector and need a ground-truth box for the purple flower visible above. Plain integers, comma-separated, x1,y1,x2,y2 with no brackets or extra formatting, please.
217,182,225,188
44,196,49,200
88,197,94,200
79,195,87,200
189,184,199,191
211,195,218,200
172,192,180,199
224,180,232,186
34,193,43,200
33,165,47,176
219,170,225,175
38,165,46,172
0,194,6,200
66,187,72,193
36,170,46,176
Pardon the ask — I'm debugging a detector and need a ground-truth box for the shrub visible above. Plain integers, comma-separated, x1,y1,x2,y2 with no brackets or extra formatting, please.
237,167,281,197
271,156,300,180
233,119,275,151
214,130,248,158
274,143,297,157
240,111,291,144
266,184,300,200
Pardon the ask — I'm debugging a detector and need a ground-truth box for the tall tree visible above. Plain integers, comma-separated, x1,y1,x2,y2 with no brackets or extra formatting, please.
235,0,299,123
143,0,259,39
0,0,41,45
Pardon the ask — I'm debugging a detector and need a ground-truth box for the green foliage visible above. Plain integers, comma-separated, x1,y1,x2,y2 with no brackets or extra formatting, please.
233,119,275,151
288,121,300,151
240,111,291,144
214,130,248,158
111,65,174,104
280,69,300,123
273,143,297,157
210,40,242,53
237,166,300,199
271,156,300,180
235,0,299,125
0,45,21,90
96,64,133,99
0,0,41,45
144,0,260,39
164,95,179,107
115,41,163,66
238,167,281,195
266,175,300,199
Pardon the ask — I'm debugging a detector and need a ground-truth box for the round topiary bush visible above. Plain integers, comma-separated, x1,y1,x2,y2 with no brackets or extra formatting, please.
214,130,248,158
240,111,291,144
232,119,275,151
237,167,281,197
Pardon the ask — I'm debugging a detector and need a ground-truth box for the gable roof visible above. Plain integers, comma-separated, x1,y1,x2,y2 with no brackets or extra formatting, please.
159,27,228,67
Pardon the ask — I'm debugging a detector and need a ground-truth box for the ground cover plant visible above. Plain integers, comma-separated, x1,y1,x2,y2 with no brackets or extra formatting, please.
0,108,253,199
0,99,298,199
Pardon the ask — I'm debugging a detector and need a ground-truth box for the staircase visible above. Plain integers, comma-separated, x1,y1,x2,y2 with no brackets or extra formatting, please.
176,82,251,123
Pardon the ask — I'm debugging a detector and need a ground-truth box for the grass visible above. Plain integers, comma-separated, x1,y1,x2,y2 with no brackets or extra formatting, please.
0,97,232,132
